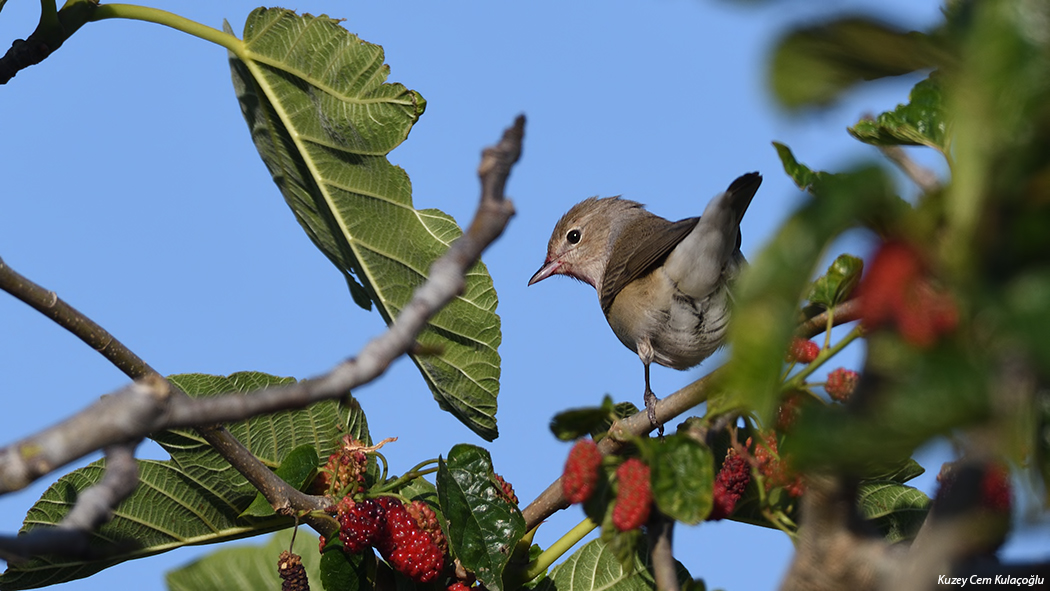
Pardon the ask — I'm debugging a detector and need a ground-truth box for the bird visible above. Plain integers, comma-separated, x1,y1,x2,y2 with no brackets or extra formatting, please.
528,172,762,433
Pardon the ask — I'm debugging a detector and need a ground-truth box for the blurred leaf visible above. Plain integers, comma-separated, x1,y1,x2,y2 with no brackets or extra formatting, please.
226,8,501,441
807,254,864,309
849,74,950,152
0,372,354,590
534,537,692,591
242,444,320,518
787,338,989,471
549,396,636,441
772,141,827,192
857,481,929,543
437,445,525,591
722,165,900,423
166,528,321,591
770,17,947,109
647,435,714,525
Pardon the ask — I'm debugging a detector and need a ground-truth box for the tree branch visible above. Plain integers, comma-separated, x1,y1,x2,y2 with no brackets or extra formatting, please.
0,115,524,558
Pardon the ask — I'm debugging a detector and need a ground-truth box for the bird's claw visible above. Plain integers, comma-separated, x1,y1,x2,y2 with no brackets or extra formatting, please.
644,388,664,437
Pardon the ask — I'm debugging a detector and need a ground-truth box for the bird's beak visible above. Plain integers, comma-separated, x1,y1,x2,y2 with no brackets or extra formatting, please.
528,258,562,286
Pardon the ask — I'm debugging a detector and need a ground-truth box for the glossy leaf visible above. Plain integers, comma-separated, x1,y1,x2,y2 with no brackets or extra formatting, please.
319,547,375,591
437,445,524,591
648,435,714,525
0,372,355,590
166,529,321,591
849,75,950,153
226,8,501,440
770,17,947,109
807,254,864,309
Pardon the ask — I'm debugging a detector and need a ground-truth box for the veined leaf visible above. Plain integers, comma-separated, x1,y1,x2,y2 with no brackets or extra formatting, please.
536,537,692,591
166,528,322,591
225,8,500,440
0,372,356,590
857,480,929,543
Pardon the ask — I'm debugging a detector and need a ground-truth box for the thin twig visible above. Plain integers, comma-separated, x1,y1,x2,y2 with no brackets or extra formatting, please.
878,144,941,195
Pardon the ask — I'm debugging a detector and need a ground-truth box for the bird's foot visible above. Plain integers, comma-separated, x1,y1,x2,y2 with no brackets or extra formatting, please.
644,388,664,437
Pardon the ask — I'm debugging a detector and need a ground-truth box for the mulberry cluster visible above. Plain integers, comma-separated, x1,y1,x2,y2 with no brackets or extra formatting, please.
337,497,384,553
857,241,958,348
825,368,860,402
316,434,370,497
562,439,602,504
612,458,652,531
708,448,750,521
375,497,447,583
787,338,820,364
333,496,447,584
752,434,804,498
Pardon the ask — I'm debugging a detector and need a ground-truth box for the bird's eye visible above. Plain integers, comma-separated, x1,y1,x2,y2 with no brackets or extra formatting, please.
567,229,581,244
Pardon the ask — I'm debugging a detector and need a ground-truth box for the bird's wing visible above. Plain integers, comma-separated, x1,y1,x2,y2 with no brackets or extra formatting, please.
663,172,762,298
599,215,700,315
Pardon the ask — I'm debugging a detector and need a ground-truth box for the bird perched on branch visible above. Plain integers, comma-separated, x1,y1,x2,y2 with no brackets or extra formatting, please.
528,172,762,433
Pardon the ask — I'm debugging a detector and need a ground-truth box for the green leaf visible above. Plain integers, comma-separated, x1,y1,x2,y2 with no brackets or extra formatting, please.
807,254,864,309
770,17,948,109
166,528,321,591
848,74,950,153
0,372,356,590
242,444,320,518
225,8,501,441
647,435,714,525
319,546,375,591
549,396,636,441
437,445,525,591
857,480,930,543
536,538,692,591
772,142,826,193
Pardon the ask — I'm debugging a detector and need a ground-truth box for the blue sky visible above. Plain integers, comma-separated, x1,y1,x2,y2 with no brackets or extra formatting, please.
1,1,1043,590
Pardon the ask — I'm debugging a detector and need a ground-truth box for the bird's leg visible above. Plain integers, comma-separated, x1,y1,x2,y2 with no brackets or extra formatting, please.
643,362,664,437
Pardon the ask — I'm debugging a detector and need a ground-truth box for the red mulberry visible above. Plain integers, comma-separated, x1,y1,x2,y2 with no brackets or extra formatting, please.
563,439,602,504
612,458,652,531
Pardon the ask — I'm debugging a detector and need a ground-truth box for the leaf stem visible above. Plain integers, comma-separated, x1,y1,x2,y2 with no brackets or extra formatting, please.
522,518,598,581
89,3,243,55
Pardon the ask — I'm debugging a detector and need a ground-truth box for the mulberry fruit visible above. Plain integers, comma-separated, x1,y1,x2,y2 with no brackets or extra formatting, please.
787,338,820,364
563,439,602,504
337,497,385,554
278,550,310,591
612,458,652,531
825,368,859,402
375,497,446,583
708,449,750,521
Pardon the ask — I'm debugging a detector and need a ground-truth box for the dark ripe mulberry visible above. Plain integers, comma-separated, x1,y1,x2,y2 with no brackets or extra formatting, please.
278,550,310,591
708,449,750,521
562,439,602,504
374,497,446,583
337,497,385,554
612,458,652,531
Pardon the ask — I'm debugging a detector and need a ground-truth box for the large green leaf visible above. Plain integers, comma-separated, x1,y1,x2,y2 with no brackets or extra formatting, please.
225,8,500,440
0,372,356,590
166,528,322,591
536,538,692,591
848,74,950,153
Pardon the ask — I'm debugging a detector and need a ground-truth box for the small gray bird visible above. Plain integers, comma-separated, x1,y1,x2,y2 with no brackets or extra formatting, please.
528,172,762,431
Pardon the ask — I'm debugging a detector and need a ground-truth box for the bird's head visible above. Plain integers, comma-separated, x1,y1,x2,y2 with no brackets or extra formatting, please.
528,197,644,290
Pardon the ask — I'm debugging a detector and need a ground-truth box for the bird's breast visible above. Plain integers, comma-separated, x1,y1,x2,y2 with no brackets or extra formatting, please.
603,265,733,370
